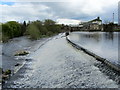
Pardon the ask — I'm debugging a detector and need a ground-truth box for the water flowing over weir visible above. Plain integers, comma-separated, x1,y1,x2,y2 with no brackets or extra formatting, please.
67,32,120,84
68,32,119,66
3,33,119,88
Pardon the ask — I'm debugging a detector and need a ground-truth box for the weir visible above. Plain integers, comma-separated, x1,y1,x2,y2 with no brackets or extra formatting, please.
66,36,120,73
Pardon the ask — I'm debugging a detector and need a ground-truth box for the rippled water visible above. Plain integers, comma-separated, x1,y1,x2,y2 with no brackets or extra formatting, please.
68,32,119,66
3,34,118,88
1,36,49,71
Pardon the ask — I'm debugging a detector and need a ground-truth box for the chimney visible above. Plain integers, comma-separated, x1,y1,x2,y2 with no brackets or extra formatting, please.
113,13,114,24
97,17,100,20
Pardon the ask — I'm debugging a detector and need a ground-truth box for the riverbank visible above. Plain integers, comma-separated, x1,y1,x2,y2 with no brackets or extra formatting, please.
1,20,62,43
3,33,118,88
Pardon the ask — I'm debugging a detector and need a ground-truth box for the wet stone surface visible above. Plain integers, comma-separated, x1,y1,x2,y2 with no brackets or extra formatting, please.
3,34,119,88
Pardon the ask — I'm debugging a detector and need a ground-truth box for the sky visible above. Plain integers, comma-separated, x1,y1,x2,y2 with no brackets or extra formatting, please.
0,0,120,25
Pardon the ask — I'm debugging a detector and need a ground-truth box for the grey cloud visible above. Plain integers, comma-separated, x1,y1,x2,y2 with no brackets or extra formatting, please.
1,0,119,23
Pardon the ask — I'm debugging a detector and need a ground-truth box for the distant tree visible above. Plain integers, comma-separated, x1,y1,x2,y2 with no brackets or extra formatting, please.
1,21,22,42
26,21,43,39
26,23,41,39
104,20,110,24
0,24,2,41
44,19,56,26
31,20,48,35
1,19,62,41
27,21,32,26
23,21,27,26
21,21,27,35
2,21,22,38
44,19,61,33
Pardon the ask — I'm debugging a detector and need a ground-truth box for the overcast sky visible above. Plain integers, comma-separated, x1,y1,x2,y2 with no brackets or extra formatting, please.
0,0,120,24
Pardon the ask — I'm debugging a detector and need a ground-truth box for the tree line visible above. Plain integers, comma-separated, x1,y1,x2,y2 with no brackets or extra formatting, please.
1,19,62,42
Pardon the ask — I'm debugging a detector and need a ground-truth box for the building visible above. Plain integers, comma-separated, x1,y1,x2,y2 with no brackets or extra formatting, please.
118,1,120,25
61,17,103,31
80,17,103,31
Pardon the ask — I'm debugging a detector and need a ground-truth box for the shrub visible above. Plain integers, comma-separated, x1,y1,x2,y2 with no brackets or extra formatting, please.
2,21,23,42
2,34,9,42
2,21,22,38
44,19,61,33
0,25,2,42
2,19,62,41
26,23,41,40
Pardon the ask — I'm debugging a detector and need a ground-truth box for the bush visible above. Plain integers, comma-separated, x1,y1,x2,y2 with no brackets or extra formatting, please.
2,21,22,38
2,34,9,42
26,20,61,40
44,19,61,34
0,25,2,42
2,21,23,42
1,19,62,41
26,23,41,40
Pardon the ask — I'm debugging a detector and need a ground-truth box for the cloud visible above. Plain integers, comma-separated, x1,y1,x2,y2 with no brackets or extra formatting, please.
0,0,119,24
40,0,119,22
1,3,58,22
57,19,81,25
1,0,70,2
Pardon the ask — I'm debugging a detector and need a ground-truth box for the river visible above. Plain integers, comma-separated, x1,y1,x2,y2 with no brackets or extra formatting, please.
1,36,50,72
3,33,119,88
68,32,119,66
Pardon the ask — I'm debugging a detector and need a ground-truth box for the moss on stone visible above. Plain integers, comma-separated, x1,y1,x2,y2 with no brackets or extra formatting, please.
4,69,11,75
14,50,29,56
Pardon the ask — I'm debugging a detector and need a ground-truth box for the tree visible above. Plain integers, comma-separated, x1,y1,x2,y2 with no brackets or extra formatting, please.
44,19,61,33
23,21,26,26
26,21,41,39
21,21,27,35
2,21,22,39
104,20,110,24
44,19,56,26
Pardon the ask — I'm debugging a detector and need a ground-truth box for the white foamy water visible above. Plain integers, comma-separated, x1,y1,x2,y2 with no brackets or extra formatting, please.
5,34,118,88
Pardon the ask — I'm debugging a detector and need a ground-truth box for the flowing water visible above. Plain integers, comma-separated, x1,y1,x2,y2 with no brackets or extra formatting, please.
68,32,120,66
3,34,119,88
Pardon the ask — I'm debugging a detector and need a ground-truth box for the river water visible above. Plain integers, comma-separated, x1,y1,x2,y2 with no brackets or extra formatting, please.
68,32,120,66
3,34,119,88
1,36,50,72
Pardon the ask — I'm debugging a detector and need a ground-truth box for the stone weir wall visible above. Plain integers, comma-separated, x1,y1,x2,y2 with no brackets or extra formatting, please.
66,36,120,73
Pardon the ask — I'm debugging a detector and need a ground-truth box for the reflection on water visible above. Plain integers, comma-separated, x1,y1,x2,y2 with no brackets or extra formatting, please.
69,32,119,66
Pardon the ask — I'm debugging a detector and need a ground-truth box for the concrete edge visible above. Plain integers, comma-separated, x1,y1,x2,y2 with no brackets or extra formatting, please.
66,36,120,73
